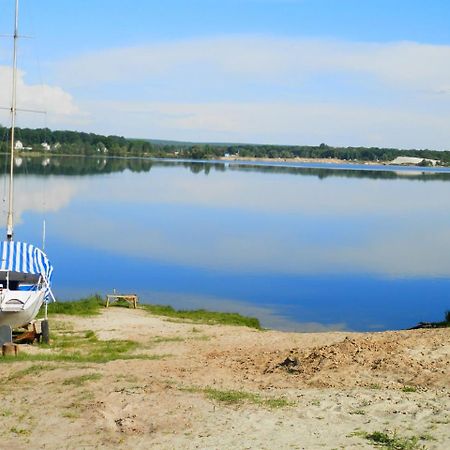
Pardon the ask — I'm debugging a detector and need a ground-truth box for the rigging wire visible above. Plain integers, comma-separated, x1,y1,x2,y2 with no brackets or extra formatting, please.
27,0,50,239
2,0,50,243
1,127,10,228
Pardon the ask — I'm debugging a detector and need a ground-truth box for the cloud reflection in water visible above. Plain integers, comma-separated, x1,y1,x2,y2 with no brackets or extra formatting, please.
4,160,450,331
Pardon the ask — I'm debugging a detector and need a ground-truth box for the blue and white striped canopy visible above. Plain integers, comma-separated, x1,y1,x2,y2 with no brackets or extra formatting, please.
0,241,53,283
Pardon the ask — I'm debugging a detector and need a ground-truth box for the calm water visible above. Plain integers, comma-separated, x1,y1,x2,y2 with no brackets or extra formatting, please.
2,155,450,331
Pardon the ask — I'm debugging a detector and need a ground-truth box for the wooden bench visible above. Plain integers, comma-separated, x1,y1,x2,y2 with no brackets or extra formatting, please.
105,294,138,309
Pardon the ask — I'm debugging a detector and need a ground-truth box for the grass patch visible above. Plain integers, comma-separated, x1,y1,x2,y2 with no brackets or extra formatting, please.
431,310,450,328
419,434,435,442
7,363,57,381
182,386,292,409
63,390,96,414
142,304,261,329
402,386,418,393
352,430,428,449
62,410,80,419
264,397,293,409
191,335,210,341
41,295,104,317
349,409,366,415
63,373,102,386
411,310,450,329
10,427,30,436
1,328,168,364
0,348,167,364
152,336,185,344
150,335,209,344
84,330,96,339
40,295,261,329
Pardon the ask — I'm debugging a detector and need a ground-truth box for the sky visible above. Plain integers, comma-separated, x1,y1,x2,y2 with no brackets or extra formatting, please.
1,0,450,148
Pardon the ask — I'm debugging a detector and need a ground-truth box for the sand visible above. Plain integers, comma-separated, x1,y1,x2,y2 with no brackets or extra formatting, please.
220,156,382,166
0,308,449,449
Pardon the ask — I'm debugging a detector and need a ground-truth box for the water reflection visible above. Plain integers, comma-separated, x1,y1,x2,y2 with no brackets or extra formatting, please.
1,155,449,331
2,153,450,181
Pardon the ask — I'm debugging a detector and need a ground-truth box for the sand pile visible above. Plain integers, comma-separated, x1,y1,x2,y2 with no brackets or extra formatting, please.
224,329,449,389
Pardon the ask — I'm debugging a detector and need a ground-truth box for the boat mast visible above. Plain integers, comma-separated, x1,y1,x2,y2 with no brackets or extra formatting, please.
7,0,19,242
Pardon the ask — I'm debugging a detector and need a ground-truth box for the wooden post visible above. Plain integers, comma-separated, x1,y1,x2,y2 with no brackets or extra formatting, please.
2,343,19,357
0,325,12,346
41,319,50,345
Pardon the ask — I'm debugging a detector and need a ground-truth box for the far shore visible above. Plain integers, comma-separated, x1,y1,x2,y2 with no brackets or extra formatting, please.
220,155,381,165
219,155,448,169
9,151,450,171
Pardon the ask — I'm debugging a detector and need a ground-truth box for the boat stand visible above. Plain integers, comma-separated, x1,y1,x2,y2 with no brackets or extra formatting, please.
105,294,138,309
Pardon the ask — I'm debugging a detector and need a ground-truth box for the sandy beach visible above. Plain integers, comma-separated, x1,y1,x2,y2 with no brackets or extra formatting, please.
1,308,449,449
220,156,383,166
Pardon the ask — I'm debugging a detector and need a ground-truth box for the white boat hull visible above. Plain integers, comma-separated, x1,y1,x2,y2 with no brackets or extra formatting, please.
0,289,45,328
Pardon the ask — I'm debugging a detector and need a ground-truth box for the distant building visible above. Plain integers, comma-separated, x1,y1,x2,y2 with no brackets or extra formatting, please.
96,143,108,153
390,156,439,166
41,142,51,151
14,140,32,151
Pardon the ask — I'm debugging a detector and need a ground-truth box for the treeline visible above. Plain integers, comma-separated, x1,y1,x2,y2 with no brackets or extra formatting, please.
1,125,450,164
195,143,450,165
0,125,156,156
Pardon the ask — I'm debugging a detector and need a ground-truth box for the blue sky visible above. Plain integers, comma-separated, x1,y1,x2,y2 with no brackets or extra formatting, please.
1,0,450,148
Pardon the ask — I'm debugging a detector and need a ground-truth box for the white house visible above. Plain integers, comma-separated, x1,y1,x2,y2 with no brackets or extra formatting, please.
41,142,51,151
14,140,32,151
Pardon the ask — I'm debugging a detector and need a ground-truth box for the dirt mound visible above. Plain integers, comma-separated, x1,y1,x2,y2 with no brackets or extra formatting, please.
260,330,449,388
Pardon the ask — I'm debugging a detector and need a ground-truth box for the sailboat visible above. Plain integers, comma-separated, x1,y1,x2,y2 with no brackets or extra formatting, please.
0,0,54,329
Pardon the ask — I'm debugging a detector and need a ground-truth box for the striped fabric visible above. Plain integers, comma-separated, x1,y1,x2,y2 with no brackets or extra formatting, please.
0,240,53,284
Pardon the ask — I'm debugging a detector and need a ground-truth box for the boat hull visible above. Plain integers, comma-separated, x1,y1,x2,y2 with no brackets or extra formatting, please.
0,290,45,328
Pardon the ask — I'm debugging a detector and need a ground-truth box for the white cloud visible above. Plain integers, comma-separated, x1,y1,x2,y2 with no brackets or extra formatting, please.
41,169,450,279
80,98,450,149
0,66,86,128
82,164,450,216
46,35,450,148
0,175,83,225
53,204,450,279
2,164,448,279
2,36,450,147
55,36,450,93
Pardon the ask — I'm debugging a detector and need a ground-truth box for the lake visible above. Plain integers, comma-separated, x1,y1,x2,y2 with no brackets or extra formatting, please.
2,155,450,331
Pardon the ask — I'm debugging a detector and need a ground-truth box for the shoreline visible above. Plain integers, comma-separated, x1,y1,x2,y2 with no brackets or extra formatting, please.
8,151,450,171
219,155,450,171
1,307,449,449
220,155,380,165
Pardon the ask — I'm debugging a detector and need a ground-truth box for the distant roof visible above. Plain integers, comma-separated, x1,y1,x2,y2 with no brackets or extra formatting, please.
390,156,437,165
